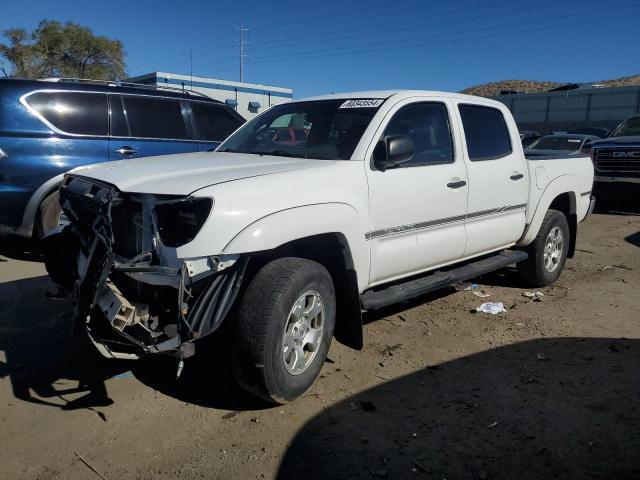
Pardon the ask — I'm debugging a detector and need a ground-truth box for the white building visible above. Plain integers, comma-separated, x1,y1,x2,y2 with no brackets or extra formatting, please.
126,72,293,119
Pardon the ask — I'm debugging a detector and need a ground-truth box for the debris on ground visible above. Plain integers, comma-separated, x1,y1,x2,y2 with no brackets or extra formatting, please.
613,264,633,271
473,289,493,298
536,352,548,361
380,344,402,356
487,421,498,428
222,412,238,420
599,265,614,272
523,291,544,302
74,452,108,480
412,459,430,473
475,302,506,315
455,281,478,291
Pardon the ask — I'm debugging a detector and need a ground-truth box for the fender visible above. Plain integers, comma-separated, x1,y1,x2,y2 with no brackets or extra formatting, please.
16,173,65,237
518,175,577,246
222,203,370,293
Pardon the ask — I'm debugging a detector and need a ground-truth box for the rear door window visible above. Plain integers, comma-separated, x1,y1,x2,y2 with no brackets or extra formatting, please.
109,95,129,137
458,104,512,161
190,102,242,141
120,96,189,139
25,91,108,136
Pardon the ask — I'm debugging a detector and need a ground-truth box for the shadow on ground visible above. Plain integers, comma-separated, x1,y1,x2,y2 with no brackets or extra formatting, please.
593,183,640,215
277,337,640,480
0,275,267,414
625,231,640,247
0,235,43,262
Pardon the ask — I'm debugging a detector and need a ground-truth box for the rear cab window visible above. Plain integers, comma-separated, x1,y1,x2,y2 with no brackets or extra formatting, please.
24,91,108,136
458,104,512,161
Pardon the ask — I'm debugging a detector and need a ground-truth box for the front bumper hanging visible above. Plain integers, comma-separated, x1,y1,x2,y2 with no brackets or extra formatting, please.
43,175,247,360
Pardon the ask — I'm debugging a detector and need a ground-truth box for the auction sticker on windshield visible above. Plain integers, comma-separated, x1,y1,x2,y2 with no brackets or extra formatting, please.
339,99,384,109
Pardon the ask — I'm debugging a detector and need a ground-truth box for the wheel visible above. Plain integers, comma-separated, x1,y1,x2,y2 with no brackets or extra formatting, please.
36,191,68,238
517,209,570,287
231,257,336,404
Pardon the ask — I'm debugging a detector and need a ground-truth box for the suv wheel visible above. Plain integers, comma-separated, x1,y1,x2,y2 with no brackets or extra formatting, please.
231,257,335,404
517,209,570,287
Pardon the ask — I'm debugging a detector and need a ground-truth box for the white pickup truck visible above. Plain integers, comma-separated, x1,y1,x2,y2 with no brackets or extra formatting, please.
43,90,595,403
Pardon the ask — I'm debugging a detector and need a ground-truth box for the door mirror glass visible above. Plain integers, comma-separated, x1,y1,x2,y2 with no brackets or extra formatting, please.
374,135,415,171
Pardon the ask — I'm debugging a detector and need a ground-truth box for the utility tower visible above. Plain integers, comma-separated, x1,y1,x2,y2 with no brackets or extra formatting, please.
233,25,250,83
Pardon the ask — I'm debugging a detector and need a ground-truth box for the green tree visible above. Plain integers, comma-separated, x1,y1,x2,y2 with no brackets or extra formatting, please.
0,20,126,80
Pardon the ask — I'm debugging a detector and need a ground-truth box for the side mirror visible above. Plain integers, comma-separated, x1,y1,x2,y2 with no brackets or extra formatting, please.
373,135,415,171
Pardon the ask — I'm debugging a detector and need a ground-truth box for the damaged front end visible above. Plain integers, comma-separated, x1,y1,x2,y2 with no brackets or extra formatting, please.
43,175,246,363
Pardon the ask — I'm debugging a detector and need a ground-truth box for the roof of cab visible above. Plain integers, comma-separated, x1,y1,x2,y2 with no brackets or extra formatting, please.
297,89,497,104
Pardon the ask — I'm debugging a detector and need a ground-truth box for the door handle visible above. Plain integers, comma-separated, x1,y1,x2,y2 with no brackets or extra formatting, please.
510,173,524,181
447,179,467,189
114,146,138,155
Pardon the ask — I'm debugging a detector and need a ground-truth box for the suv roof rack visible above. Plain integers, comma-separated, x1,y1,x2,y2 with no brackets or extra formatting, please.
38,77,212,99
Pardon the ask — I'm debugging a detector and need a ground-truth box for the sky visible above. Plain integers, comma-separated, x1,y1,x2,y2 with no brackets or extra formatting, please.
0,0,639,98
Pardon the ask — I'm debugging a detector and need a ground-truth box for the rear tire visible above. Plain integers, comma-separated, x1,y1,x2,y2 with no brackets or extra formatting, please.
36,191,64,238
517,209,570,287
231,257,335,404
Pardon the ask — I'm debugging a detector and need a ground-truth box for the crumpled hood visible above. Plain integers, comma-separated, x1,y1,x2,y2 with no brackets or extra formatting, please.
70,152,333,195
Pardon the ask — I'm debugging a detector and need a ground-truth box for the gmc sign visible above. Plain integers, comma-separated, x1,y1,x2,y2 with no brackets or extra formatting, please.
612,151,640,159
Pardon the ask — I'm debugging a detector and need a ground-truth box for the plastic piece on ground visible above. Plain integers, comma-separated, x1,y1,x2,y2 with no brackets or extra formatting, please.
455,281,478,291
523,291,544,301
476,302,506,314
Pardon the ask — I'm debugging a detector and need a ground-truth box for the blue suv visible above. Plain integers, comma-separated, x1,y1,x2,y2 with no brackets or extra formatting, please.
0,78,245,237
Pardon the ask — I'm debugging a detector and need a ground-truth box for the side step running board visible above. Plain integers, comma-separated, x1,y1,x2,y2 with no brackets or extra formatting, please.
360,250,528,310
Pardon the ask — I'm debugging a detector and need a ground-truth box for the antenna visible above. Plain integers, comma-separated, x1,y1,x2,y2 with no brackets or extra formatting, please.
233,25,250,83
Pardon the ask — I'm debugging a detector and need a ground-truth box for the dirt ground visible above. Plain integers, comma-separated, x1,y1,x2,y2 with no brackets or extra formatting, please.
1,187,638,480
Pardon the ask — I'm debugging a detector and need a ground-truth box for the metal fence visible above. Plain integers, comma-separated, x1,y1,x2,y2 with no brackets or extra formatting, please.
492,85,640,134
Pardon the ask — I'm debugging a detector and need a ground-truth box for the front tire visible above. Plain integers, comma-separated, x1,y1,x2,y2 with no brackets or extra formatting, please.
231,257,336,404
517,209,570,287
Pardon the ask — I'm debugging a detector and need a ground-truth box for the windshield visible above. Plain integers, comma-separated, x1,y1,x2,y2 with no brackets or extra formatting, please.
218,99,384,160
529,136,584,151
610,116,640,137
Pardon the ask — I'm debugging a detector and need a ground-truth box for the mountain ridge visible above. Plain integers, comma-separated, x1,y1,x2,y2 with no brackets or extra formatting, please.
461,74,640,97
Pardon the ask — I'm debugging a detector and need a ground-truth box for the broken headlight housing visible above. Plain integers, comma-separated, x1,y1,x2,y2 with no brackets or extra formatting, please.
155,197,213,247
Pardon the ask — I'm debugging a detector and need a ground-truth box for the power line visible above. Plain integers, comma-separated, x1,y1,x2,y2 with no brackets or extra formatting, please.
252,0,421,36
247,11,639,66
248,4,638,63
249,0,579,53
128,0,448,76
131,31,231,72
253,0,514,43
